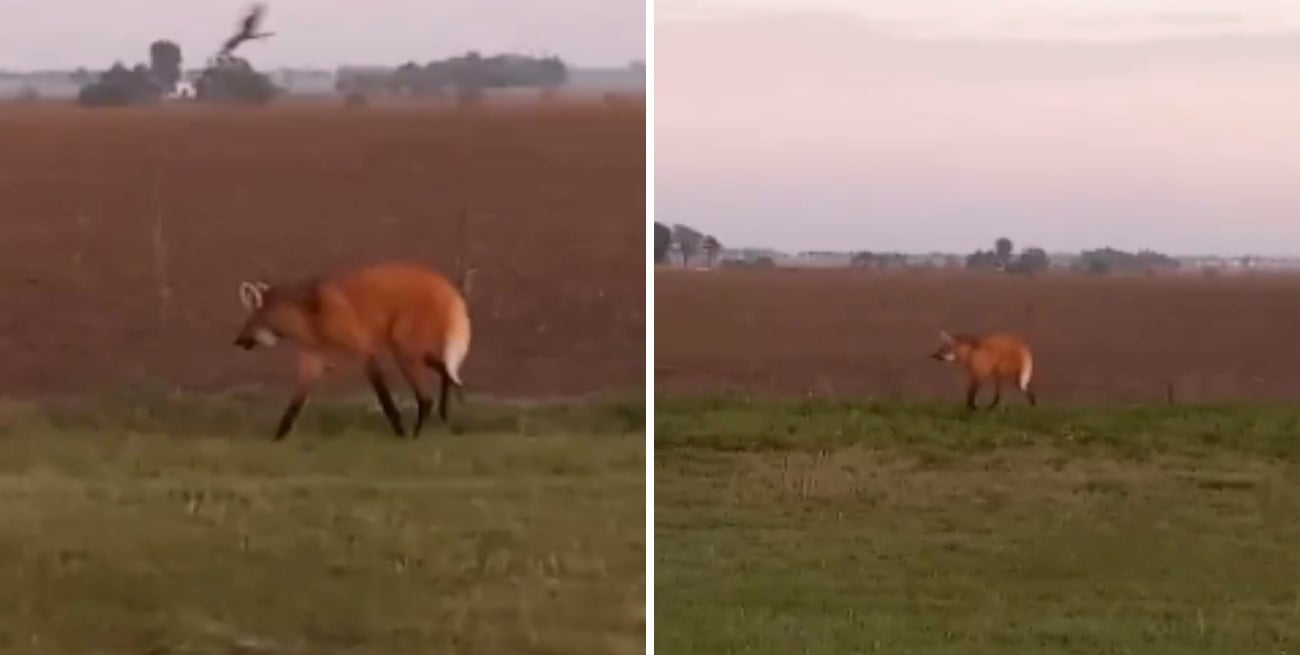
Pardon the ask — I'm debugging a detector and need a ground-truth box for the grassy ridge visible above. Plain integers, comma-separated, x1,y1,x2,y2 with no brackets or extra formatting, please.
0,389,644,440
0,393,645,655
656,396,1300,654
656,394,1300,458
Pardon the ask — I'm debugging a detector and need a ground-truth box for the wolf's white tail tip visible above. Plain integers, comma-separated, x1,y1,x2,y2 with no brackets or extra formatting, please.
1019,354,1034,391
444,336,468,387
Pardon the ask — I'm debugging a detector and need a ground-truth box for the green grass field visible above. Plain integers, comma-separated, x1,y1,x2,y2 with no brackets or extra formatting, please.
0,392,645,655
656,396,1300,654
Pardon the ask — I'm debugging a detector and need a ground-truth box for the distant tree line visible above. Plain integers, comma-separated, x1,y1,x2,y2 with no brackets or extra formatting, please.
76,39,276,107
1075,247,1179,275
963,238,1051,275
654,223,1182,276
850,251,909,269
965,238,1184,275
960,237,1179,276
337,52,568,104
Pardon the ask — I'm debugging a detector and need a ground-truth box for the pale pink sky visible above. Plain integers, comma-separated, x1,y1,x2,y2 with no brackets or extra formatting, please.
657,0,1300,255
0,0,644,69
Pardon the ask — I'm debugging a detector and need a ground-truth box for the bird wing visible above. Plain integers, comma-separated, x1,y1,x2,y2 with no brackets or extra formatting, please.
239,4,264,37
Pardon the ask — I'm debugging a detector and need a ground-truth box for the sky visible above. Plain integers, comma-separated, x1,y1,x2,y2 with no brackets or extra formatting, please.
0,0,645,69
657,0,1300,255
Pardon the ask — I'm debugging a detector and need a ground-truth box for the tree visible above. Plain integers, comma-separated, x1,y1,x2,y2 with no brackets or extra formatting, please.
1083,254,1111,275
995,237,1014,268
392,61,422,96
653,222,671,264
77,61,162,107
535,56,568,90
965,249,999,271
149,40,183,93
355,52,574,100
76,39,182,108
672,224,704,267
702,235,721,267
1012,247,1050,275
851,251,878,269
451,51,487,106
852,251,908,270
195,56,277,105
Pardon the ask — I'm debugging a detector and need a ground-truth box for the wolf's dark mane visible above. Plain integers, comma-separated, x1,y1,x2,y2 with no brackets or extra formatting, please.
951,332,979,345
265,277,325,314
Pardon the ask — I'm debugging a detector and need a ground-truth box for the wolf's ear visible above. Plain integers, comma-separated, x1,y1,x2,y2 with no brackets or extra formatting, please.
239,281,270,311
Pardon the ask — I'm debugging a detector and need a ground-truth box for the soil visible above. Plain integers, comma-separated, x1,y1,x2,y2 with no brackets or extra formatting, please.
0,101,645,399
655,267,1300,404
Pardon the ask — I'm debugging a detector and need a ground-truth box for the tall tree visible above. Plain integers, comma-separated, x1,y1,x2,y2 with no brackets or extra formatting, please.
702,235,721,267
672,224,704,267
995,237,1014,268
654,222,671,264
149,40,183,93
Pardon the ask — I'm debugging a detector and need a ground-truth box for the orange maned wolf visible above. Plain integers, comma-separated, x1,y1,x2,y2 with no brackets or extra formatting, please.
930,330,1036,410
233,262,471,439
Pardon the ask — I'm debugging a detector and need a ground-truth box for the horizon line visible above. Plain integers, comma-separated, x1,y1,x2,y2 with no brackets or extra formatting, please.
0,58,646,75
717,245,1300,261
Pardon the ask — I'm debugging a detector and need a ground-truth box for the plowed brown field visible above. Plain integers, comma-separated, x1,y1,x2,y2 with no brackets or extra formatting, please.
0,102,645,398
655,268,1300,403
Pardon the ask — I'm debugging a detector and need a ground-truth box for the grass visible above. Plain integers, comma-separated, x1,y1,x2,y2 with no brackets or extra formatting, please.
656,395,1300,654
0,391,645,655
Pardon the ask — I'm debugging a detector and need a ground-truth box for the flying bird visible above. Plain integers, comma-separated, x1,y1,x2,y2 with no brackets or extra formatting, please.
219,3,275,57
